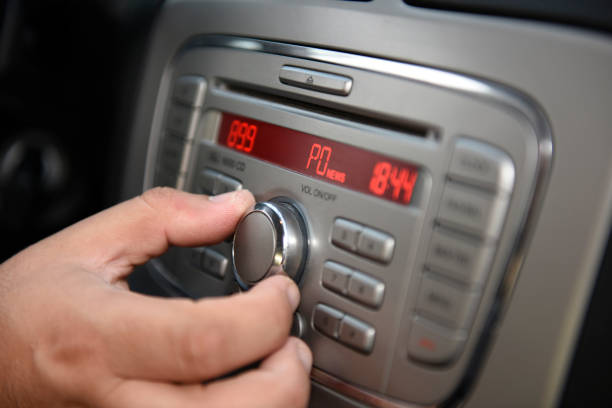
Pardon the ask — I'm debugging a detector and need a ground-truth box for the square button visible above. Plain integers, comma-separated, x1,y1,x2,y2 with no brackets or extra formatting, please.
347,272,385,309
416,273,480,329
357,227,395,263
321,261,352,295
313,304,344,338
201,249,228,279
338,315,376,354
331,218,363,252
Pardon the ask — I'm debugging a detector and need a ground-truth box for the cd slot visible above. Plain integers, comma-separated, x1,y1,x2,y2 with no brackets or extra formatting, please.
214,79,439,141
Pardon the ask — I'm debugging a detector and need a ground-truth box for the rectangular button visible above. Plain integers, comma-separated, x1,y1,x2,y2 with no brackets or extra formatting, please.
357,227,395,263
173,75,207,107
201,249,228,279
279,66,352,96
407,316,467,365
331,218,363,252
313,304,344,338
417,273,480,328
449,138,515,193
213,173,243,194
158,134,185,168
188,247,205,269
166,104,198,139
416,273,480,329
437,182,509,240
338,315,376,354
426,228,494,286
347,272,385,308
198,169,218,195
321,261,352,295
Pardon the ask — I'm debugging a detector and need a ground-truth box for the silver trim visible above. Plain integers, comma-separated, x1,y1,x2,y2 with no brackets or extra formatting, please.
311,368,435,408
168,35,553,407
232,199,307,289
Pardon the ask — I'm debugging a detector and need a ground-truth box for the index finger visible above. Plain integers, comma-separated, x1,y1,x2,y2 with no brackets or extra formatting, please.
35,187,254,283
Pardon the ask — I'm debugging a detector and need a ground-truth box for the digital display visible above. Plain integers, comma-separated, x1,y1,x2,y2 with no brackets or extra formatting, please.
217,112,419,205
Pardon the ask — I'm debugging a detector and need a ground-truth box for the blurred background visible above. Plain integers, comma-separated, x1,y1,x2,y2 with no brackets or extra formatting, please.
0,0,161,261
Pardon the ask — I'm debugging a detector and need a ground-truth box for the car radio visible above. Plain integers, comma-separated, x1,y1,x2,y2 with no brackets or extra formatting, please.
143,36,551,407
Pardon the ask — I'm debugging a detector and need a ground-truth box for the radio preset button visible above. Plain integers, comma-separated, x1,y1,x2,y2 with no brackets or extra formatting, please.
214,173,243,194
313,304,344,338
331,218,363,252
173,75,207,107
198,169,218,195
449,139,515,193
407,316,467,365
347,272,385,309
357,227,395,263
416,273,480,329
166,104,198,139
322,261,352,295
338,315,376,354
158,134,185,169
201,249,228,279
198,169,242,196
188,247,205,269
426,228,494,286
437,182,509,240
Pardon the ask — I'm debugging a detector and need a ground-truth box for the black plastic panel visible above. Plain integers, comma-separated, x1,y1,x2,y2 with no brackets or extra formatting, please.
404,0,612,33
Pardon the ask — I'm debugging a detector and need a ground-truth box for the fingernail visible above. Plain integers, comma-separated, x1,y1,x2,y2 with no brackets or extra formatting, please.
208,190,254,205
208,190,240,202
286,280,300,311
295,340,313,373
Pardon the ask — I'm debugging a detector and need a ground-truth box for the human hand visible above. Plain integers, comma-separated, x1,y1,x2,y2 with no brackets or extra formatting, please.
0,187,312,408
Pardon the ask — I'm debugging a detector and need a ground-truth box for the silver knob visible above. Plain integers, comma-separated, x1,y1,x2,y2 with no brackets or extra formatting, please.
232,198,307,288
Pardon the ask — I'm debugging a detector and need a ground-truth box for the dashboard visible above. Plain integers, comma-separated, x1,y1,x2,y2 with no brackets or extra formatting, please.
3,0,609,407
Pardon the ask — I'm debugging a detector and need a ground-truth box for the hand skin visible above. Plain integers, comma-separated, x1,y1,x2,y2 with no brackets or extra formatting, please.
0,187,312,408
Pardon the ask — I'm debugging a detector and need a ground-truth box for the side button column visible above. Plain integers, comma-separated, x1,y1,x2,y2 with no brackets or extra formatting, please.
407,317,467,364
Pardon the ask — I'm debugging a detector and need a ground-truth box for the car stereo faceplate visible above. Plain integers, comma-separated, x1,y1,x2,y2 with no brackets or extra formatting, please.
144,36,551,407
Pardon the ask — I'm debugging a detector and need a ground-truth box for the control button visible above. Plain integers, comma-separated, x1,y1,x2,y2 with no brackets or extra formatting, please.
198,169,218,195
233,199,307,287
214,173,243,194
166,104,198,139
197,169,243,195
279,65,353,96
291,312,307,338
407,316,467,365
437,182,509,240
331,218,363,252
416,273,480,329
188,247,205,269
158,134,185,171
449,138,515,193
347,272,385,309
338,315,376,354
357,227,395,263
426,228,494,286
173,75,207,107
202,249,228,279
313,304,344,338
321,261,352,295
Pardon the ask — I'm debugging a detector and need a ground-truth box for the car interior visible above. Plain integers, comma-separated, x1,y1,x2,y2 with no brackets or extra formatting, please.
1,0,611,407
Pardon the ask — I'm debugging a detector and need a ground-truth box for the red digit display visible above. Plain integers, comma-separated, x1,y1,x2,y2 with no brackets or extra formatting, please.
226,119,257,153
218,112,419,205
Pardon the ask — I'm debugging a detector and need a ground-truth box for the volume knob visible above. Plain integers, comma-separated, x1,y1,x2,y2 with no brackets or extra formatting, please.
232,198,307,289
